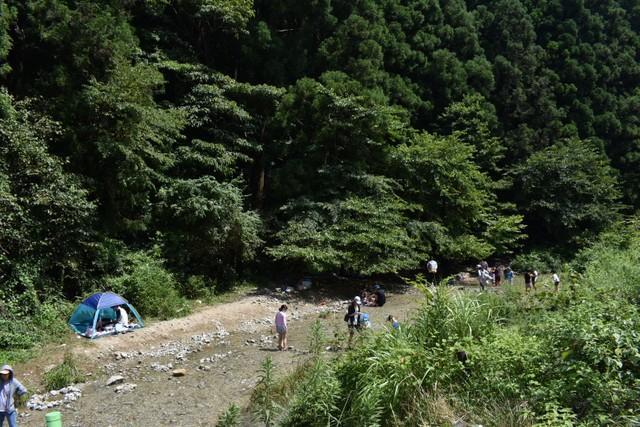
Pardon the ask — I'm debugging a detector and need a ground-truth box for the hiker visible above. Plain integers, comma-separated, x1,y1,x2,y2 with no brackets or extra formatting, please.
524,271,532,292
552,271,560,292
477,265,492,291
346,296,362,346
532,270,539,291
387,315,400,330
275,304,288,351
477,265,485,290
505,267,514,285
0,365,27,427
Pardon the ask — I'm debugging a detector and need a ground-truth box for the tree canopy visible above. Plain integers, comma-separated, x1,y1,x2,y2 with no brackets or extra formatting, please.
0,0,638,294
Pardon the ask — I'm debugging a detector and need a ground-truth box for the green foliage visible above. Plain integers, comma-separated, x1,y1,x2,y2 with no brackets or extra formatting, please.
77,58,185,235
251,356,279,427
105,249,190,319
216,403,240,427
279,222,640,424
0,94,96,296
0,0,14,76
268,194,426,274
392,132,524,260
156,177,262,283
281,357,340,427
511,249,564,273
441,93,505,178
43,353,84,391
534,403,577,427
513,138,622,248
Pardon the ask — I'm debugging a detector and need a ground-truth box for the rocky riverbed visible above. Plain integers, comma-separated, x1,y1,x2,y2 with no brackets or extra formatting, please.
18,285,422,426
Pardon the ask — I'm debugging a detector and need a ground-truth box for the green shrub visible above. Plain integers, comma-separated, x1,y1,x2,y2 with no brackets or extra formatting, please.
216,404,240,427
180,275,215,300
467,327,548,403
511,249,563,273
409,286,497,349
251,356,279,427
275,221,640,425
0,296,73,364
106,249,190,319
282,358,340,427
32,299,74,338
43,353,84,391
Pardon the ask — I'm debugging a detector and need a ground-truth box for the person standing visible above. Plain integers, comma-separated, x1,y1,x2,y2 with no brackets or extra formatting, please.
0,365,27,427
505,267,514,285
477,265,486,291
532,270,539,291
494,268,502,287
275,304,288,351
552,272,560,292
346,296,361,346
524,271,532,292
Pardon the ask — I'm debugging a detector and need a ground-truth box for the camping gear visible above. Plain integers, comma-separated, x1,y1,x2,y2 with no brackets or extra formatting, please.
45,411,62,427
68,292,144,339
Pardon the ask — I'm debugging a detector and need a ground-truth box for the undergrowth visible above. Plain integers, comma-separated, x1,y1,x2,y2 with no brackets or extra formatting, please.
257,219,640,426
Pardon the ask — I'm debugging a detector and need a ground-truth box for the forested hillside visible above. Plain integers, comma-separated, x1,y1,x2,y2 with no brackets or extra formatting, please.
0,0,637,304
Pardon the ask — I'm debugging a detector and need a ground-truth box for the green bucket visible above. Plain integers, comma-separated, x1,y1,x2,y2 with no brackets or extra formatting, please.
45,411,62,427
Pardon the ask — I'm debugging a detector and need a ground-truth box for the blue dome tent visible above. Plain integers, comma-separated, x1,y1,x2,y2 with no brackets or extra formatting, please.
68,292,144,338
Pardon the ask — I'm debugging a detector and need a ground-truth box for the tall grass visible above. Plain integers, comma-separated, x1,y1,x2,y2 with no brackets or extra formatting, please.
43,353,85,391
273,219,640,425
251,356,279,427
216,403,240,427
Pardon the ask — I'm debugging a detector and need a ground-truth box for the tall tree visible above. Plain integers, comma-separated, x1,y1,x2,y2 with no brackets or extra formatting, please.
513,138,621,247
0,0,14,77
0,91,95,297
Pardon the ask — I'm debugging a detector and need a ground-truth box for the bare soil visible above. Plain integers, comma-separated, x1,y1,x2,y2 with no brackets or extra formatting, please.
16,283,424,427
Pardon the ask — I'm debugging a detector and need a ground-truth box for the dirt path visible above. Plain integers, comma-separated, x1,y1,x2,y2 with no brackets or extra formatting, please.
17,284,424,426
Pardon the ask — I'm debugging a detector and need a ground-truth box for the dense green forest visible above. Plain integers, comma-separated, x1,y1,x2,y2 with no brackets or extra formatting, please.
0,0,637,306
1,1,640,423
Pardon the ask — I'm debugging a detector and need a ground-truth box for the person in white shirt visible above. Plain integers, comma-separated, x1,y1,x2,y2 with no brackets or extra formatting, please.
552,272,560,292
116,305,129,327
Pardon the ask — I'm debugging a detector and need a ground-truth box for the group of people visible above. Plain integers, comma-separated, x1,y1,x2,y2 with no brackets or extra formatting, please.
476,262,513,290
359,284,386,307
344,284,399,346
273,283,399,351
524,270,561,292
477,261,561,292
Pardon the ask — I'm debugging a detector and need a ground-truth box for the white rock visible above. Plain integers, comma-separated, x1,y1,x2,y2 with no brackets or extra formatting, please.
106,375,125,386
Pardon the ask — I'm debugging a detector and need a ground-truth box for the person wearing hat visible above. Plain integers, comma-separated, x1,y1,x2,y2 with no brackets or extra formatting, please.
1,365,27,427
346,296,362,346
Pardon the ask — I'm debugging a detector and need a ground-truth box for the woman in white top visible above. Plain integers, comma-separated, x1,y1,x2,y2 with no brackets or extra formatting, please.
116,305,129,327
